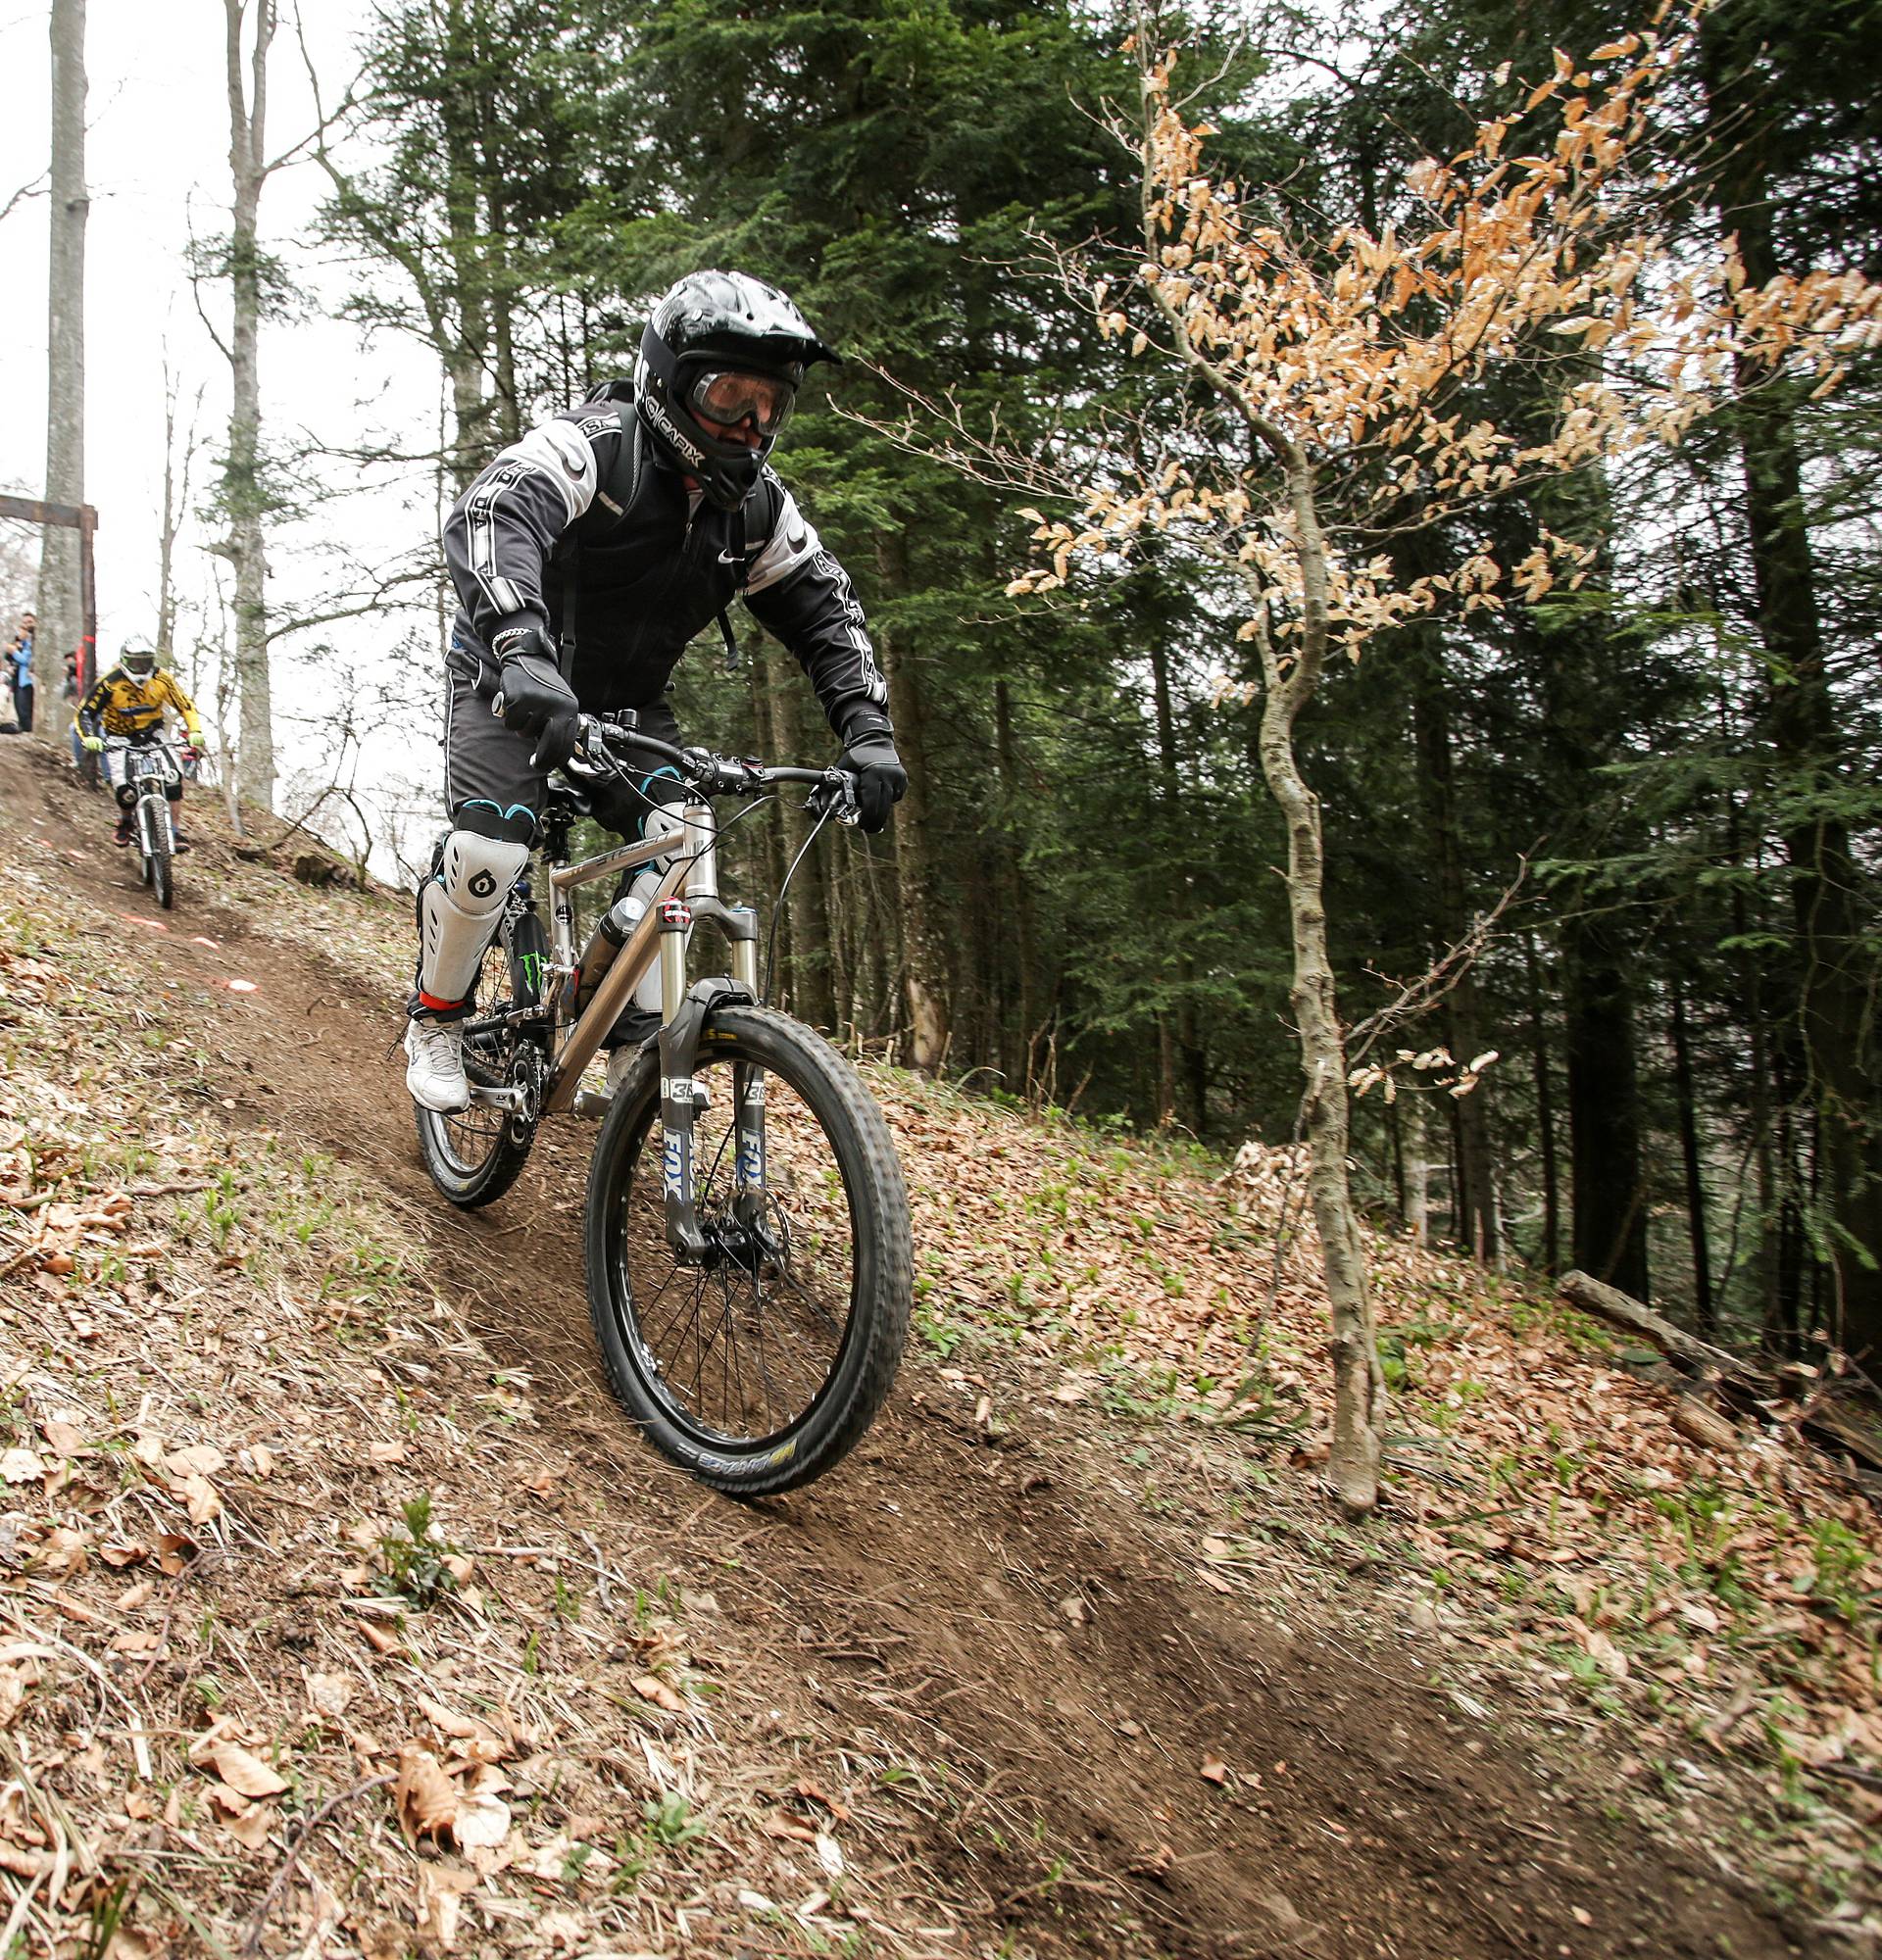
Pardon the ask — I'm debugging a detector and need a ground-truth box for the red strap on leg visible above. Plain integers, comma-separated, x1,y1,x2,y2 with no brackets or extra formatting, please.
417,990,468,1015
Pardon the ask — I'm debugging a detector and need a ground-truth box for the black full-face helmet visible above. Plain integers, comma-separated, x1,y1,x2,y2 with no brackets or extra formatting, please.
121,643,157,680
633,270,839,511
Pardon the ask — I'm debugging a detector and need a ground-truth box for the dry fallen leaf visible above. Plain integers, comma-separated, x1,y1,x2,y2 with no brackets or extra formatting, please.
793,1779,853,1823
416,1696,488,1742
762,1812,817,1843
179,1475,223,1526
1581,1628,1630,1681
0,1449,45,1486
452,1790,511,1850
1199,1757,1229,1786
306,1673,355,1721
166,1444,226,1478
200,1740,290,1799
0,1664,29,1729
414,1863,476,1948
630,1674,685,1714
223,1804,272,1851
154,1533,197,1577
394,1744,458,1842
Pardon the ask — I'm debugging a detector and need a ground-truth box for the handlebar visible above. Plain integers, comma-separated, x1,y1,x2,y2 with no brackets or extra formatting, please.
567,712,859,819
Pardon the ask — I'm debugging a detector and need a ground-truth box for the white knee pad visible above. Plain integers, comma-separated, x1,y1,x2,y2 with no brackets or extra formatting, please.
418,830,529,1007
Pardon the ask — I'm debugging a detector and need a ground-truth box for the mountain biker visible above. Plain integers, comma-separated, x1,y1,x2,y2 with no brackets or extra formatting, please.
75,645,204,849
404,269,906,1113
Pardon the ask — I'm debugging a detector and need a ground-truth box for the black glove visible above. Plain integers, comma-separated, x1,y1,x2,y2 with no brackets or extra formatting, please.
491,624,580,772
838,724,907,834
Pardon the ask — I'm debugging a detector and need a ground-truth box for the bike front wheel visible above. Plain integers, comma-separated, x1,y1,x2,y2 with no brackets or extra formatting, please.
584,1004,911,1495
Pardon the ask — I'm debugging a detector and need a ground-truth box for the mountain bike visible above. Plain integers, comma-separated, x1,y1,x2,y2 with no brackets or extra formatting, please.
106,735,189,910
412,712,912,1494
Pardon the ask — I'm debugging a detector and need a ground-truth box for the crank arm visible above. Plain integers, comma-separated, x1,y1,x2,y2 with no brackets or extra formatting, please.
466,1081,529,1113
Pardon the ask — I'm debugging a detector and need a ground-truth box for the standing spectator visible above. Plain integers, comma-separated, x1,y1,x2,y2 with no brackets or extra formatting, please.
11,621,33,734
0,642,18,735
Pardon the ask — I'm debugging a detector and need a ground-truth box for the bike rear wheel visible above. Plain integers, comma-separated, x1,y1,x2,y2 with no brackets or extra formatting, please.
413,933,539,1208
584,1004,910,1495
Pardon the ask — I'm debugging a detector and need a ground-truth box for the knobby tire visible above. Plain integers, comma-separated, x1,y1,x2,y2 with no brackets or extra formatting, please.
584,1004,911,1495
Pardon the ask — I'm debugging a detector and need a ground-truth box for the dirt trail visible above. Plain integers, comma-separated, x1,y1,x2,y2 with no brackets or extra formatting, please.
3,741,1804,1959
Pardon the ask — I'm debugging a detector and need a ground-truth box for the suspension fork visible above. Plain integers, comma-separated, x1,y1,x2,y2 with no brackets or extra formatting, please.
655,902,762,1261
727,920,765,1231
657,902,711,1263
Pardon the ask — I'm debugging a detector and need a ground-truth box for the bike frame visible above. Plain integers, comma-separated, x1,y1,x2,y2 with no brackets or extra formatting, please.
471,800,767,1261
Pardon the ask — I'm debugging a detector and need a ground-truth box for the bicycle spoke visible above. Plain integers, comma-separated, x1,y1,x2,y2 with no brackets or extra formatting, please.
603,1036,859,1448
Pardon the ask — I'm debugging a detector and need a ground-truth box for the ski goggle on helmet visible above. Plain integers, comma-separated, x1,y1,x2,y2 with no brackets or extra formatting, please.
634,270,839,510
682,367,797,437
122,645,157,679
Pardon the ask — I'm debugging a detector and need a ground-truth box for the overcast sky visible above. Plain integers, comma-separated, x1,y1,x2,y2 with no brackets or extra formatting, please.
0,0,449,852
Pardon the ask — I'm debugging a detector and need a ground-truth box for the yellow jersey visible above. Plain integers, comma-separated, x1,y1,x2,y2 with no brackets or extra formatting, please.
76,665,203,742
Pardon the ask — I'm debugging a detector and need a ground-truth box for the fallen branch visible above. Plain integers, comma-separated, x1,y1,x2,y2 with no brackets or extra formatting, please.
240,1772,395,1955
1557,1270,1762,1388
1557,1269,1882,1474
1670,1398,1742,1453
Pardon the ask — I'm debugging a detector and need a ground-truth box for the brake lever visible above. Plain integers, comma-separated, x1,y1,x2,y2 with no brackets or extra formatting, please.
567,713,611,772
806,773,861,826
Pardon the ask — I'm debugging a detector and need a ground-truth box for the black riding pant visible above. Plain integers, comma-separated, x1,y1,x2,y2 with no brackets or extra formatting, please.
440,654,689,845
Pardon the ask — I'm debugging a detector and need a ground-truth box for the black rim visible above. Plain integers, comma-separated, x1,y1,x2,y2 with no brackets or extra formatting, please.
603,1037,861,1452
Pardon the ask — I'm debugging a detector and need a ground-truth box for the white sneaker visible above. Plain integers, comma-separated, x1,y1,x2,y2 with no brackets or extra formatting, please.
405,1018,470,1113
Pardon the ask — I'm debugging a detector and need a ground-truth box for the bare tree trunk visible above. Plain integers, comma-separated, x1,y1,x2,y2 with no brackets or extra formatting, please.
877,531,948,1071
35,0,86,724
1563,904,1650,1298
993,678,1038,1091
1248,461,1383,1516
1523,930,1561,1275
223,0,276,811
1401,1092,1429,1249
749,636,797,1006
1671,981,1716,1337
1149,641,1206,1132
1412,672,1498,1260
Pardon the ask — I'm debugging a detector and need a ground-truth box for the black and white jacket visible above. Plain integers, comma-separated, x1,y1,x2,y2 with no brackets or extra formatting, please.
441,400,892,740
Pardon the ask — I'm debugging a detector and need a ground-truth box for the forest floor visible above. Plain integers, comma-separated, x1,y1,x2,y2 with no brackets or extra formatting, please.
0,733,1876,1960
